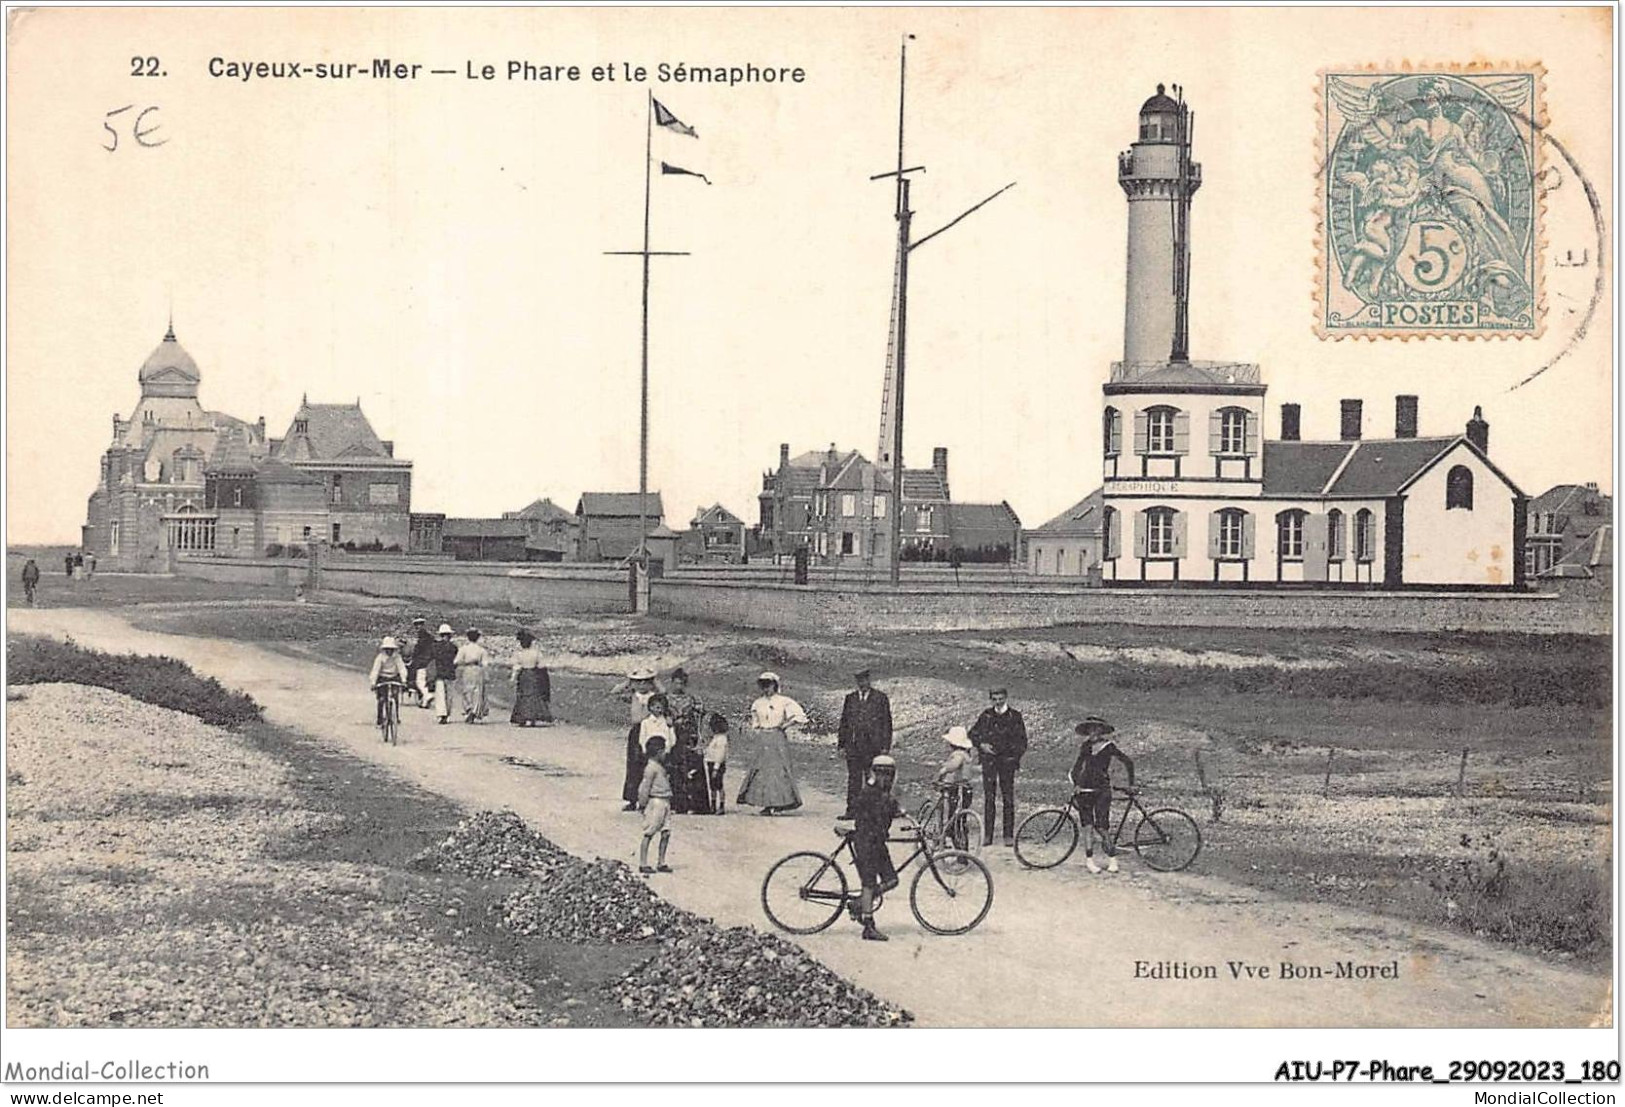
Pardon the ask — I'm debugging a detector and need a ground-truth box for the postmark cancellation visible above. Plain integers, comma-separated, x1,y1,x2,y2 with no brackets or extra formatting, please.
1317,65,1545,339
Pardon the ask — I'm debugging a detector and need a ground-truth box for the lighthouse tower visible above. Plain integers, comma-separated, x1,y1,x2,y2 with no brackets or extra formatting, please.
1118,84,1201,368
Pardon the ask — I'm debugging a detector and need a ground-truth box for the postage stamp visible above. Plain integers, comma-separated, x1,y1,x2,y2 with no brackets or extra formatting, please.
1317,66,1545,338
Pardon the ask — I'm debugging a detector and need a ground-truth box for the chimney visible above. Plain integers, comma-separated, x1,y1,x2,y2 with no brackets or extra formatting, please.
1340,399,1363,441
256,416,267,440
1466,405,1489,454
1585,481,1599,493
779,443,790,468
1280,403,1301,442
932,447,948,481
382,440,394,457
1395,395,1418,439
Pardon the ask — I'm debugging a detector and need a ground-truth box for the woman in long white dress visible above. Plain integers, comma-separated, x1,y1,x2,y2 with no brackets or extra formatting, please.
736,671,810,815
454,628,491,723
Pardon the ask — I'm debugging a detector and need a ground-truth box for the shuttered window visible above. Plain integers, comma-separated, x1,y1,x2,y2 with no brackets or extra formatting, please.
1210,509,1250,559
1354,509,1375,561
1211,408,1251,456
1327,510,1346,560
1103,407,1122,457
1144,507,1180,557
1142,406,1186,455
1277,510,1307,560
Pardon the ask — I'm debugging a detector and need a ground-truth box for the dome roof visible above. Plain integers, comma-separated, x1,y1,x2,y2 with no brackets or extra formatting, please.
139,325,200,383
1140,84,1180,115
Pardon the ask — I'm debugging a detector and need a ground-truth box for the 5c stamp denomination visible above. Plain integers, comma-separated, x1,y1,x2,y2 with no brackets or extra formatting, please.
1318,65,1544,338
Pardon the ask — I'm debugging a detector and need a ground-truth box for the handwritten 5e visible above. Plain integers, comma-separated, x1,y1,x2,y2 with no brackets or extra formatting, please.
102,105,166,152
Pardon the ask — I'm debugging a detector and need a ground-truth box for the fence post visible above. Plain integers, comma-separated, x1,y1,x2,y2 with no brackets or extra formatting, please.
1456,747,1469,797
1322,748,1336,798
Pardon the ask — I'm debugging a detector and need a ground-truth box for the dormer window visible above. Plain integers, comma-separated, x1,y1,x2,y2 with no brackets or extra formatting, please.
294,418,309,435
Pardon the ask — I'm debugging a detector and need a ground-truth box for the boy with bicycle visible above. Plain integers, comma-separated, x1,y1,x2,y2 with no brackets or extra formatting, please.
849,754,904,942
1069,716,1134,873
368,636,411,728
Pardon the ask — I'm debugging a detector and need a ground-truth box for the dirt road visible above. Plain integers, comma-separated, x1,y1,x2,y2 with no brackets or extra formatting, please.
10,607,1609,1028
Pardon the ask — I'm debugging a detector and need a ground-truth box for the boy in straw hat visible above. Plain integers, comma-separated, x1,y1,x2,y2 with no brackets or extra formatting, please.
368,636,411,728
935,726,977,845
1069,716,1135,873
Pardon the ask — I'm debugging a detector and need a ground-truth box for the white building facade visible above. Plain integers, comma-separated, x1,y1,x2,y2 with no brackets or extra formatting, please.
1073,87,1528,589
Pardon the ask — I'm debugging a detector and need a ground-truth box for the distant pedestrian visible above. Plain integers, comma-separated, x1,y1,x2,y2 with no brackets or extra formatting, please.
21,559,39,605
624,693,674,811
455,628,490,722
636,736,674,874
407,618,436,708
509,628,553,727
836,668,892,820
428,624,458,724
64,553,73,578
702,713,730,815
1069,717,1134,874
736,671,809,815
970,687,1028,846
86,553,97,577
72,552,84,580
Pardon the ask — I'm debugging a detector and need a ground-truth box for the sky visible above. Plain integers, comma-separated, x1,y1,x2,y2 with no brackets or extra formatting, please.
6,6,1614,544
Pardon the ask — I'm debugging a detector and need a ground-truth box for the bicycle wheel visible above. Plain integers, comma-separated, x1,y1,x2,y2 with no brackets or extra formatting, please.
761,851,848,934
946,809,983,856
1013,808,1078,869
1132,808,1202,872
910,850,994,935
385,693,400,746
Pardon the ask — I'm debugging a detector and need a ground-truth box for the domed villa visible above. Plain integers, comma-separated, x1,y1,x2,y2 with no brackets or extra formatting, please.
83,326,414,568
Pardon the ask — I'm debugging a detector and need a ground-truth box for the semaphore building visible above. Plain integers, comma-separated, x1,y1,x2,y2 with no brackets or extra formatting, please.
83,326,412,568
1028,86,1526,588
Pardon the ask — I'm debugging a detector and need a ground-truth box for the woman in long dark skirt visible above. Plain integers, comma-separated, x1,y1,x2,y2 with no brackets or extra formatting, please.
663,668,710,814
509,628,554,726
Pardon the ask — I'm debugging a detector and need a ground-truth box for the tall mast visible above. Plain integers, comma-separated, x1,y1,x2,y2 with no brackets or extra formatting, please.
638,89,653,562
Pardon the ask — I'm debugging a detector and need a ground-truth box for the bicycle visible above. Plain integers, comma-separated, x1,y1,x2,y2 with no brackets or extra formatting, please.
1014,786,1201,872
913,783,982,857
376,680,404,746
761,820,994,937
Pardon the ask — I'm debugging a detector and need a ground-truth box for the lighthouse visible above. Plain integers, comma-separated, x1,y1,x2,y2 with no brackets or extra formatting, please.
1118,83,1201,368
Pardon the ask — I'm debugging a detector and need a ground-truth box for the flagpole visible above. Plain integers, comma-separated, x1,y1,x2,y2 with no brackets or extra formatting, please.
638,88,653,567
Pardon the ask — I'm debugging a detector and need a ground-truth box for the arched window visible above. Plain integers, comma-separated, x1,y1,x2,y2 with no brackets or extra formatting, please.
1102,506,1119,561
1354,509,1375,561
1276,509,1307,560
1326,509,1346,561
1103,407,1122,457
1446,465,1474,510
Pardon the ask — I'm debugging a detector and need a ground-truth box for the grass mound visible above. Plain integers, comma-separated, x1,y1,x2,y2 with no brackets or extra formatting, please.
7,635,262,729
412,810,569,880
608,925,913,1028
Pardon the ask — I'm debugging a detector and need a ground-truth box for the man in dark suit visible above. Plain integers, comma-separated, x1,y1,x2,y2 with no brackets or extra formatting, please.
836,668,892,819
970,687,1028,846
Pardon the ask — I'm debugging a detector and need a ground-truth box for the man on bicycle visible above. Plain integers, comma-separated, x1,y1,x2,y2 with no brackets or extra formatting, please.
850,754,905,942
1069,716,1134,873
369,636,411,727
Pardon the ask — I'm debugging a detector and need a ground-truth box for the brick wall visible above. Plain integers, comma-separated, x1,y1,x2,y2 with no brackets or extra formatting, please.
647,578,1608,636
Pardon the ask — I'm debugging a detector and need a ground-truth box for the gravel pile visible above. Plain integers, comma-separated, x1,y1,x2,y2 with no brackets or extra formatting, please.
608,926,913,1028
413,809,570,880
500,858,705,944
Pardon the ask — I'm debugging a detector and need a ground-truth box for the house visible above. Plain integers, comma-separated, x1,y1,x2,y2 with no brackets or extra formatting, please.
686,503,747,563
83,326,414,566
503,497,579,561
1028,489,1104,577
441,518,530,562
756,443,953,566
270,396,413,550
1525,483,1611,578
947,501,1023,564
575,492,665,562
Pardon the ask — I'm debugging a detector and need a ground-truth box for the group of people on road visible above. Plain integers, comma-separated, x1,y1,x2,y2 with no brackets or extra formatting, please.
368,618,554,730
